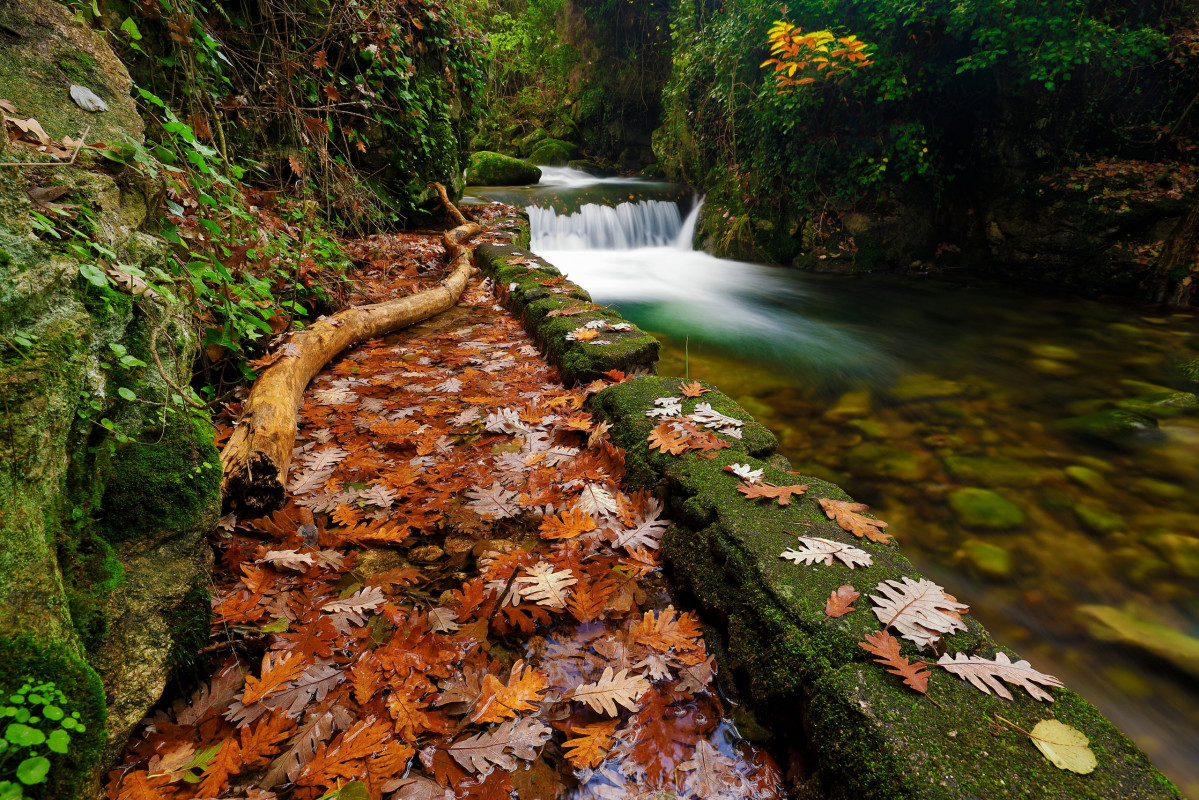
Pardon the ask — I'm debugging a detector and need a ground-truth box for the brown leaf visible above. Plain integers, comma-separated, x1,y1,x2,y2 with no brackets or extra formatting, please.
870,577,969,650
288,154,305,176
569,667,650,716
859,630,929,693
824,585,859,618
313,50,329,69
738,481,809,506
937,651,1064,702
242,651,306,705
448,717,551,773
647,422,689,455
818,498,893,543
539,507,596,539
470,659,547,723
679,380,711,398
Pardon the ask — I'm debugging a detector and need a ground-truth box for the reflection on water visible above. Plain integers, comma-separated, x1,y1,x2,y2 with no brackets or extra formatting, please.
469,169,1199,797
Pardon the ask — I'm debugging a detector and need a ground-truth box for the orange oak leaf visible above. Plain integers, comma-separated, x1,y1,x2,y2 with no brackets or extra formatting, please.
647,422,690,455
825,585,860,618
539,508,597,540
239,712,297,770
562,720,620,769
197,737,242,797
818,498,893,543
633,606,704,655
470,660,547,723
679,381,711,398
114,771,171,800
242,651,306,705
738,481,809,506
567,575,618,623
859,630,929,693
388,685,434,742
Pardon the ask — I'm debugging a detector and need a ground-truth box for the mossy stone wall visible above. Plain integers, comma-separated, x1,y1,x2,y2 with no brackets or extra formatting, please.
0,6,220,796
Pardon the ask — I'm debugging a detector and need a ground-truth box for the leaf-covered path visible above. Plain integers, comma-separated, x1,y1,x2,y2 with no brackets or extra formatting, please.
105,214,786,800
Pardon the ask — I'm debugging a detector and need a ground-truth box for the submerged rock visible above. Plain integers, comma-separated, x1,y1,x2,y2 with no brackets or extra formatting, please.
1079,604,1199,679
944,454,1046,487
948,488,1027,529
823,388,872,420
466,151,542,186
1065,465,1108,492
843,442,932,481
1073,503,1126,534
887,373,971,403
1053,408,1158,442
1146,533,1199,578
1115,391,1199,419
956,539,1014,578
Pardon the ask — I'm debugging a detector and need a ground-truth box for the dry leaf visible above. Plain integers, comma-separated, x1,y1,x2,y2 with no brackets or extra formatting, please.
514,563,577,608
569,667,650,716
937,651,1063,702
470,660,547,723
539,508,596,539
648,422,690,455
818,498,893,543
679,381,711,398
448,717,551,773
781,536,873,569
859,630,929,693
825,585,859,617
739,481,809,505
870,577,968,650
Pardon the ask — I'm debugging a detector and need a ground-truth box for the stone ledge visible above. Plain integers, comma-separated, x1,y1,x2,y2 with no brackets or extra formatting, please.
474,242,659,385
592,375,1180,800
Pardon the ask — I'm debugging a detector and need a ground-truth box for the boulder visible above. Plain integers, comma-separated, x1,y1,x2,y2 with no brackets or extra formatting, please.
466,151,542,186
943,454,1046,487
1053,408,1158,442
528,138,575,166
518,127,549,156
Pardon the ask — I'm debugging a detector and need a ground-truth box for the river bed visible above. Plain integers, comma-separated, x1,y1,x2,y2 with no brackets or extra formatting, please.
467,169,1199,796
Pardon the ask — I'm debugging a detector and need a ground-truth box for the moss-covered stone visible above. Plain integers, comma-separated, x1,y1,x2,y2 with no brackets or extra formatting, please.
518,127,549,156
527,138,575,166
1054,409,1158,441
99,416,221,543
592,376,1179,799
948,487,1027,529
466,151,542,186
1074,503,1127,535
475,241,659,384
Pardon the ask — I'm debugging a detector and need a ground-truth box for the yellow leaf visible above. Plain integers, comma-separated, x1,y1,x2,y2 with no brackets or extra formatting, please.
1029,720,1097,774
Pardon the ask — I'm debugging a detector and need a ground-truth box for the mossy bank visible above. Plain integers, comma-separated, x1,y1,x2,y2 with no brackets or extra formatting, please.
0,2,220,795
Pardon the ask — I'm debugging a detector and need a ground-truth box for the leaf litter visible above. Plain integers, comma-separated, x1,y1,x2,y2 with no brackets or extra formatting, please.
108,227,785,800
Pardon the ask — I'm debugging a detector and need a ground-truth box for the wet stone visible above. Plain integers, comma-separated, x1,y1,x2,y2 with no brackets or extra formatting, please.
887,373,971,403
843,442,932,482
1115,391,1199,419
948,487,1027,529
823,388,872,420
956,539,1014,579
1065,465,1108,492
944,454,1045,487
1146,533,1199,578
1054,408,1158,441
1079,604,1199,679
1074,503,1126,534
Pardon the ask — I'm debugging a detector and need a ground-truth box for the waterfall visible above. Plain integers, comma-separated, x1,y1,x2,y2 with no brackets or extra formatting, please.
527,200,685,250
674,197,703,250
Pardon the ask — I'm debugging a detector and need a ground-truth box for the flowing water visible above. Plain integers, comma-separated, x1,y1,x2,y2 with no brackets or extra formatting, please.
467,169,1199,796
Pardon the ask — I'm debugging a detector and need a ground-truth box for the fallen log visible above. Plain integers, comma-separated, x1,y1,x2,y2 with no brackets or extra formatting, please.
220,184,482,512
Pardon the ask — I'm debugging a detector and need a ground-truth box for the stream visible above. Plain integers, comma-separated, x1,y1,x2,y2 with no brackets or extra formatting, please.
467,167,1199,797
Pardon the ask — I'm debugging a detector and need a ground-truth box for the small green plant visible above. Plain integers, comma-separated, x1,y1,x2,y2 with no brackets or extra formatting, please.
0,679,86,799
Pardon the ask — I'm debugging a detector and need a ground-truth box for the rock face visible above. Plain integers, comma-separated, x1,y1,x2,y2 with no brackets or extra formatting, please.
466,151,542,186
528,137,575,166
0,4,219,797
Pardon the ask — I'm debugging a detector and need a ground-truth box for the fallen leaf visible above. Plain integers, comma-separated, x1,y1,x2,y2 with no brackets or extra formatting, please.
781,536,873,569
859,630,929,693
938,651,1063,702
871,577,968,650
824,585,859,617
569,667,650,716
678,381,711,398
818,498,892,543
1029,719,1097,774
739,481,808,505
562,720,619,769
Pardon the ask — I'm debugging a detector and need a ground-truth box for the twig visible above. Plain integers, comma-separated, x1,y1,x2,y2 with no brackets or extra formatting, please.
0,126,91,168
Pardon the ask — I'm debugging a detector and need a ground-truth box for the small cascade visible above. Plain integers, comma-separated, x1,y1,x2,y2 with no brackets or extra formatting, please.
674,197,703,250
528,199,684,250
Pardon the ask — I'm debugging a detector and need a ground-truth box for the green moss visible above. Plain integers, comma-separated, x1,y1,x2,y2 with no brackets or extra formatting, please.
527,138,574,166
466,151,542,186
948,487,1027,529
164,583,212,692
0,635,106,800
99,415,221,543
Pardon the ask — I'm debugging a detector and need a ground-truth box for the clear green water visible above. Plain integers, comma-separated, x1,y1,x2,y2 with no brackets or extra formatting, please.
472,174,1199,796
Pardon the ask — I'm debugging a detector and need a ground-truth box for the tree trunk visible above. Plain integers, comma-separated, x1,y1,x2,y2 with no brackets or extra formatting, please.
220,186,481,512
1143,189,1199,306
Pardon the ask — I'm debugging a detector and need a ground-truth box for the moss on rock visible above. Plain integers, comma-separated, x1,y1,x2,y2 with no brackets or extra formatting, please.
527,138,575,166
466,151,542,186
591,374,1179,799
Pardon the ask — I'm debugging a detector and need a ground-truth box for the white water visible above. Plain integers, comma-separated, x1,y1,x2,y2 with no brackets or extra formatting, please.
529,191,882,374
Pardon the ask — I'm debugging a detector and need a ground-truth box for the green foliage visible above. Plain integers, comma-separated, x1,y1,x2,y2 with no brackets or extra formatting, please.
657,0,1187,262
0,678,89,800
